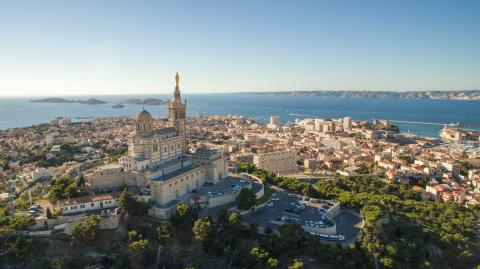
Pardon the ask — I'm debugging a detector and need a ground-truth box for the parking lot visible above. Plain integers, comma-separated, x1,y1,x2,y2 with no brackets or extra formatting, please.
197,176,263,217
268,193,335,228
242,188,363,245
196,176,253,198
243,190,331,227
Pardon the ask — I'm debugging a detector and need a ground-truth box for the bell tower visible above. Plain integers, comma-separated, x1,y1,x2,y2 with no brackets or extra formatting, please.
168,72,187,152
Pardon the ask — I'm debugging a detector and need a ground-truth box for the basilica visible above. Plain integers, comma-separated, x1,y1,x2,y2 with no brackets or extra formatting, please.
88,73,228,219
119,73,187,171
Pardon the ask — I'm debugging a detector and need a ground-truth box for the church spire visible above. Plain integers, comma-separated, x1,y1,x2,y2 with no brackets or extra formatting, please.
168,72,187,153
174,72,181,102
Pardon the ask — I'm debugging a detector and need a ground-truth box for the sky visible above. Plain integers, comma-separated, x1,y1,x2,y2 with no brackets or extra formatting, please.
0,0,479,96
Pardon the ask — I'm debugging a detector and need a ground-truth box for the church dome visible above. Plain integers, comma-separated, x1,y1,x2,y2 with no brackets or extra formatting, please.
135,108,152,122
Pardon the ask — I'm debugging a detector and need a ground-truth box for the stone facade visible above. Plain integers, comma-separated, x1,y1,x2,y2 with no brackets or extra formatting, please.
121,127,183,171
253,150,297,174
88,73,228,219
87,163,146,189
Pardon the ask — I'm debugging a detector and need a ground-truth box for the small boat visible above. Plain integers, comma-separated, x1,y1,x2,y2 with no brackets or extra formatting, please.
112,104,125,109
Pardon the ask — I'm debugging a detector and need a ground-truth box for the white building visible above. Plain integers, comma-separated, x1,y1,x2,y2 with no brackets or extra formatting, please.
343,117,352,130
442,162,461,177
267,116,281,129
31,167,54,181
57,191,133,214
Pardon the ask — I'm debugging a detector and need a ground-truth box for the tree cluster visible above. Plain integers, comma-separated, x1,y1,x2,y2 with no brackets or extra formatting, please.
0,207,33,236
191,208,311,268
316,175,480,268
118,188,150,216
242,165,480,268
48,175,87,202
237,162,257,174
237,188,256,210
70,215,101,246
254,169,318,198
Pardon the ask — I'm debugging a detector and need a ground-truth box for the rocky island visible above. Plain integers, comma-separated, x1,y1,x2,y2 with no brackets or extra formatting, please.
31,97,107,105
239,90,480,100
124,98,166,105
112,104,125,109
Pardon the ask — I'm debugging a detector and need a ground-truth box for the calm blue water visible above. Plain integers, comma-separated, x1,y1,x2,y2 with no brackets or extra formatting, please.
1,94,479,138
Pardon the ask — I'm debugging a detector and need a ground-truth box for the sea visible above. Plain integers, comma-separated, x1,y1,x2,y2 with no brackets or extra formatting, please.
1,94,479,138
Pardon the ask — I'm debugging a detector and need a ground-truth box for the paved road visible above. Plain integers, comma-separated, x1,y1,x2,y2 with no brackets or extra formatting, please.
198,201,237,219
334,208,364,246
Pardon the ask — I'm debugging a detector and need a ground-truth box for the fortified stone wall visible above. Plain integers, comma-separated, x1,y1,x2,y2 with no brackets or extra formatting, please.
63,213,121,235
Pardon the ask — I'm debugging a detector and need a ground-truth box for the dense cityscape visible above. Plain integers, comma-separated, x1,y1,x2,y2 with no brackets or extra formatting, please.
0,74,478,268
2,1,480,268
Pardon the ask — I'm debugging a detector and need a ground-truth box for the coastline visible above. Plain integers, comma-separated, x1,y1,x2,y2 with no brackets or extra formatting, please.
1,94,480,138
233,90,480,101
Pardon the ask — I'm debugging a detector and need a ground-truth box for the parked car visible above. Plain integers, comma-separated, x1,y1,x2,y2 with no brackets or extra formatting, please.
28,210,38,216
319,234,329,240
28,205,41,211
328,235,339,241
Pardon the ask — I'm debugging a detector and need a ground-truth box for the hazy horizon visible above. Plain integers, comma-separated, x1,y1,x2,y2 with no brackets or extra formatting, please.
1,0,479,96
2,88,480,98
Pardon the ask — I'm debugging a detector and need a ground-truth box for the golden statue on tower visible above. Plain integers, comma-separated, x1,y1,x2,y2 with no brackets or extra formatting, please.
175,72,180,89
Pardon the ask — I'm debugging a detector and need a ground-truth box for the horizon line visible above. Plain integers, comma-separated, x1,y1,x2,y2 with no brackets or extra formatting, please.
0,88,479,97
